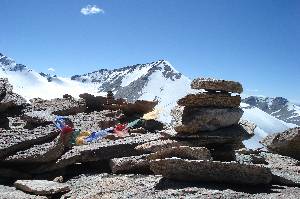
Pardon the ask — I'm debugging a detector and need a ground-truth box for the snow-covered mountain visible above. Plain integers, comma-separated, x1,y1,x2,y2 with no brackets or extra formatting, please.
243,96,300,126
0,52,297,148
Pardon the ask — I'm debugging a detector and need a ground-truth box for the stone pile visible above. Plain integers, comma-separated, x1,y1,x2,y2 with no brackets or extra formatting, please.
148,78,273,185
170,78,251,160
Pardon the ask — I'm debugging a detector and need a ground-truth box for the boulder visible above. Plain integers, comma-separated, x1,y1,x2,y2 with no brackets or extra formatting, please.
150,158,272,185
110,154,151,174
148,146,211,160
0,184,47,199
261,127,300,160
0,78,27,116
191,78,243,93
22,110,53,129
0,125,59,159
178,93,241,108
14,180,70,195
4,136,64,163
171,106,243,133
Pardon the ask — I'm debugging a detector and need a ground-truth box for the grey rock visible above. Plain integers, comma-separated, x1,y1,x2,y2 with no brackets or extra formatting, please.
14,180,70,195
110,154,150,174
178,93,241,108
171,106,243,133
135,139,184,153
0,125,59,159
261,127,300,160
0,184,46,199
148,146,211,161
4,136,64,163
150,158,272,185
191,78,243,93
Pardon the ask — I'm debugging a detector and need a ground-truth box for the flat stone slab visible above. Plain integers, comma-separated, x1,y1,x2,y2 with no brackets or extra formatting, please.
32,133,162,173
178,93,241,108
191,78,243,93
4,136,64,163
150,158,272,185
0,185,46,199
171,106,243,133
148,146,211,161
110,154,150,174
14,180,70,195
261,127,300,160
0,125,59,159
163,125,252,147
135,139,184,153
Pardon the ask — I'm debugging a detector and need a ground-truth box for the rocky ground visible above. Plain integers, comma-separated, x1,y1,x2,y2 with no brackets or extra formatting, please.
1,77,300,199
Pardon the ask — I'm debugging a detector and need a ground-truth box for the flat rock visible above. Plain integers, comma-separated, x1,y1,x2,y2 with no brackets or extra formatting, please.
135,139,184,153
261,127,300,160
178,93,241,108
32,133,162,173
171,106,243,133
4,136,64,163
0,125,59,159
148,146,211,160
14,180,70,195
110,154,150,174
0,184,46,199
150,158,272,185
191,78,243,93
22,110,54,128
165,125,252,146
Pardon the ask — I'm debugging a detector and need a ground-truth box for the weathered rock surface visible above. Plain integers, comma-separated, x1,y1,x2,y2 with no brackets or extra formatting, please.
0,78,27,115
135,139,184,153
148,146,211,161
110,154,150,174
150,158,272,185
0,185,47,199
0,125,59,159
191,78,243,93
14,180,70,195
4,136,64,163
29,97,86,115
171,106,243,133
178,93,241,108
33,133,162,173
69,110,119,132
261,127,300,160
22,110,53,129
166,125,252,146
238,119,256,136
62,173,300,199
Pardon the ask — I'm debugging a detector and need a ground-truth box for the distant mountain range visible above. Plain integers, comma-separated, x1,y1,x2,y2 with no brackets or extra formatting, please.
0,52,298,148
243,96,300,126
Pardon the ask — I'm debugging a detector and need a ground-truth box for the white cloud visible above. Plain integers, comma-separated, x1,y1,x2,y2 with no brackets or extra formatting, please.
48,67,55,72
80,5,104,15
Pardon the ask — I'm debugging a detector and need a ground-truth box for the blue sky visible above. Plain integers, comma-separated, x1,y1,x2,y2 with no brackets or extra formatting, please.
1,0,299,102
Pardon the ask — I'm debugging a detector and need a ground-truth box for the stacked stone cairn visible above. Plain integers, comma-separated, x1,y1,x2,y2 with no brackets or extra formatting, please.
149,78,273,185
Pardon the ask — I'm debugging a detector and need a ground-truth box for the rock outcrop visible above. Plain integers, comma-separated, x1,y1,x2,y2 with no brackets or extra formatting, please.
261,127,300,160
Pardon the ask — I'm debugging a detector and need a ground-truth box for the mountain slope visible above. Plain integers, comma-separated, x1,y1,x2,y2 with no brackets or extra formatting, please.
243,96,300,126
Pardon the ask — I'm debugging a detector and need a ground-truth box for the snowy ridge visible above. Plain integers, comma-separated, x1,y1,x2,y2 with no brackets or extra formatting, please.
243,96,300,126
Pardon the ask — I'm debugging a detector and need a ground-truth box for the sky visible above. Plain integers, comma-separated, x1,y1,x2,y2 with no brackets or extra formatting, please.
1,0,299,102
